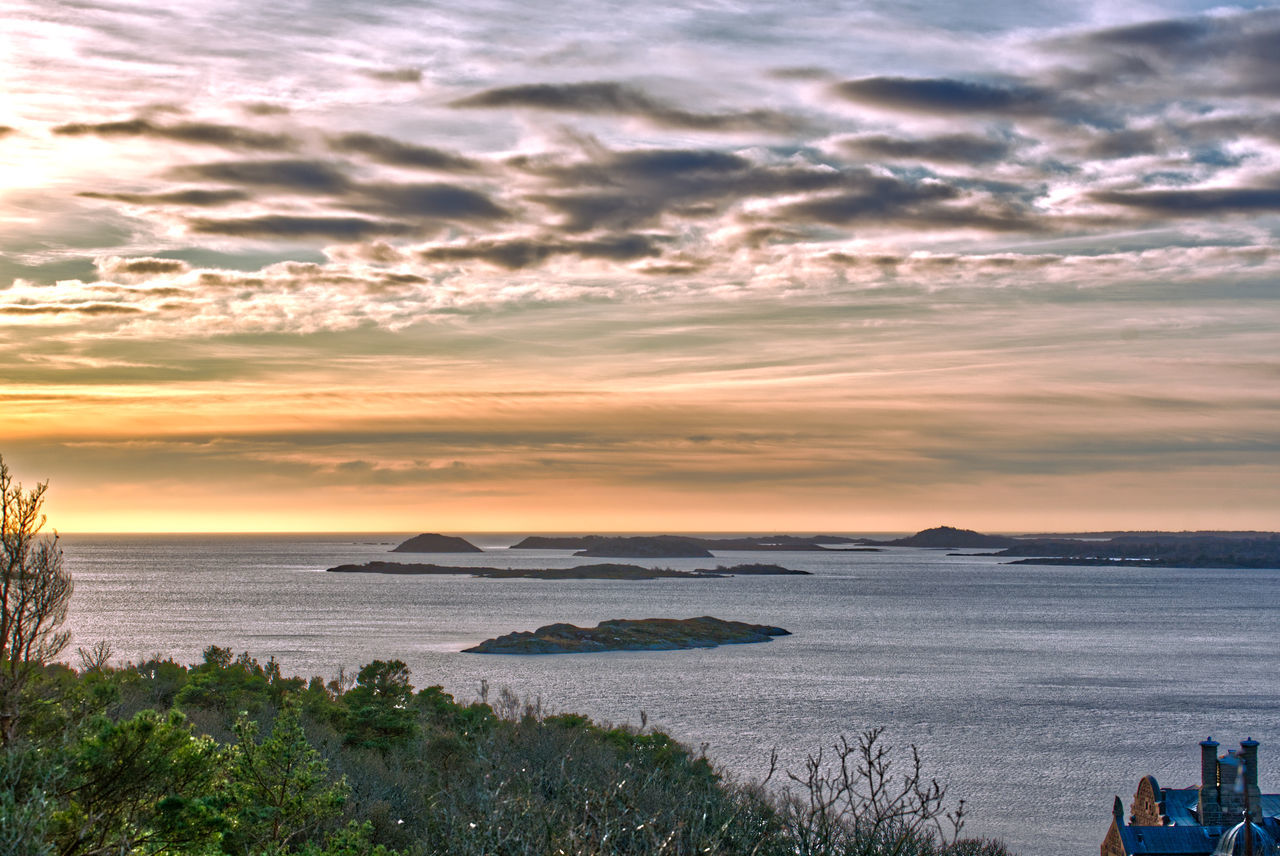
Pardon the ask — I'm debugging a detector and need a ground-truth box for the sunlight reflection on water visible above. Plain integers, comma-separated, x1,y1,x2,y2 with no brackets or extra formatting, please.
61,533,1280,856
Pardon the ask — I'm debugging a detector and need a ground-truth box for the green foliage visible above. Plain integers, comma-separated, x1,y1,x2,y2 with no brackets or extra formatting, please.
0,648,1016,856
223,703,347,855
51,708,225,856
296,821,404,856
0,744,58,856
339,660,417,753
176,646,302,718
118,655,191,713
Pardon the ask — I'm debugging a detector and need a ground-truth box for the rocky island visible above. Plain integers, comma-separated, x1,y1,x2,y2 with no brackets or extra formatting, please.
861,525,1021,549
392,533,483,553
511,534,861,552
324,561,810,580
889,526,1280,569
989,532,1280,569
463,616,791,654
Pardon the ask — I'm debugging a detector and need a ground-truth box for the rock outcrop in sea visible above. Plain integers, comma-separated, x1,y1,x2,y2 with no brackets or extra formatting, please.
865,526,1020,548
391,533,483,553
463,616,790,654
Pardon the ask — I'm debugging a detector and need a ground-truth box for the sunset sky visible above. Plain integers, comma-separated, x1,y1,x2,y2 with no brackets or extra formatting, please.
2,0,1278,532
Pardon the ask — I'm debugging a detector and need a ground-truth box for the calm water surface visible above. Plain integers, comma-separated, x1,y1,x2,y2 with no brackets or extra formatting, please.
59,534,1280,856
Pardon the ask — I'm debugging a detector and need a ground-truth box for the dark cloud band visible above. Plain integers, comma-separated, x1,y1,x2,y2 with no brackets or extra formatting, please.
833,76,1101,124
417,234,662,269
328,133,482,172
53,118,295,150
453,81,800,133
187,215,414,240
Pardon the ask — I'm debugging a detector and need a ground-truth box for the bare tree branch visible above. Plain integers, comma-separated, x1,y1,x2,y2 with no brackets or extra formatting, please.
0,454,74,746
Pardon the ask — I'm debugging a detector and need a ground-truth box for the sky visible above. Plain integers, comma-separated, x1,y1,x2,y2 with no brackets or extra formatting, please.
1,0,1278,533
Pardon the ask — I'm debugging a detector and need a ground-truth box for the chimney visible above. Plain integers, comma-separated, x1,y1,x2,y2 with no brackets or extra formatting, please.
1241,739,1259,787
1203,738,1221,790
1200,738,1221,824
1241,738,1261,812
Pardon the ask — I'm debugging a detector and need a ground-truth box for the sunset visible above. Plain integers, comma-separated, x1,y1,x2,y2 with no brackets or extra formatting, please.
3,5,1280,854
3,1,1278,532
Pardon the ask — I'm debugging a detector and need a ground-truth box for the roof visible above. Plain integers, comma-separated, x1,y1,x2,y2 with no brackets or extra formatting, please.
1163,789,1200,826
1157,787,1280,826
1117,825,1224,856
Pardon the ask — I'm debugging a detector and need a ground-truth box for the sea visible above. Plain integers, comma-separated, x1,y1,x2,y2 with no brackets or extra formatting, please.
58,533,1280,856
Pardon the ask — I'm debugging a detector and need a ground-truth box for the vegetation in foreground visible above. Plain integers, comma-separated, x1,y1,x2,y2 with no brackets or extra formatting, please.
2,453,1014,855
3,647,1015,856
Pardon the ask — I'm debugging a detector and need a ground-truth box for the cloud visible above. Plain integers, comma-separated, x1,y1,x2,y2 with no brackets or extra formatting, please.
186,215,414,240
1051,9,1280,98
167,159,351,193
328,133,482,172
773,177,955,221
416,234,662,269
760,169,1048,233
514,145,848,232
159,160,506,226
52,118,295,150
631,259,709,276
79,189,251,206
452,81,800,133
242,103,290,116
1083,17,1213,51
832,76,1101,124
1075,128,1163,160
0,126,14,139
96,256,191,277
1089,185,1280,217
345,182,509,222
363,67,422,83
0,302,143,316
838,133,1014,165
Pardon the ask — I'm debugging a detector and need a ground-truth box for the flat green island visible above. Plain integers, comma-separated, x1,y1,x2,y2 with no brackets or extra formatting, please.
324,561,809,580
464,616,791,654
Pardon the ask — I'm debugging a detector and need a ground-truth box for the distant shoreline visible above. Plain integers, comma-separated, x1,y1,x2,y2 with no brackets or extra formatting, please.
325,561,811,580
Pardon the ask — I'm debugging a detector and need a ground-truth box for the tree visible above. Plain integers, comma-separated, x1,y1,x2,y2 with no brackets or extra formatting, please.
0,454,74,746
339,660,417,753
781,727,976,856
224,702,347,854
50,709,226,856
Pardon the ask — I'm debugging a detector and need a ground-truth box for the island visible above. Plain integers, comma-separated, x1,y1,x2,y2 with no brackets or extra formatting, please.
988,532,1280,569
463,616,791,654
391,533,483,553
573,536,713,558
511,534,862,551
324,561,810,580
861,525,1021,549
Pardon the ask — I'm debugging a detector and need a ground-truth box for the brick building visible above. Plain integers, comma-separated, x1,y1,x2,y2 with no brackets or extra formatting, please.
1102,739,1280,856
